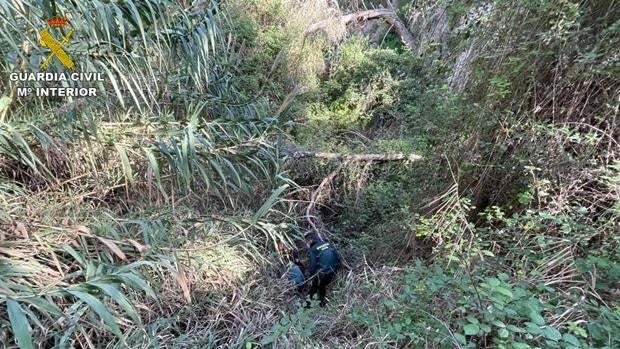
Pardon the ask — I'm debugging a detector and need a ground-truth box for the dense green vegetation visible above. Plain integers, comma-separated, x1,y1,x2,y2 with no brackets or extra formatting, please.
1,0,618,348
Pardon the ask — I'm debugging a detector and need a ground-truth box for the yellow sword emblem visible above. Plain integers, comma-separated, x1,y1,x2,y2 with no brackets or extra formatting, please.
39,28,75,69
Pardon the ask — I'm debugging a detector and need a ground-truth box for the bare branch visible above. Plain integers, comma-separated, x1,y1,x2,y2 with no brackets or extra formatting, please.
306,164,344,233
306,9,419,53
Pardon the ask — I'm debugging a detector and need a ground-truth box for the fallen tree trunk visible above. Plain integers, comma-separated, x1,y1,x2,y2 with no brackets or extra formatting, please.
306,8,419,53
289,150,423,162
298,150,422,233
291,147,422,233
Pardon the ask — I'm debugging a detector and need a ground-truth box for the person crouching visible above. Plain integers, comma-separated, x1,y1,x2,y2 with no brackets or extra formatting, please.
304,231,341,307
285,250,305,295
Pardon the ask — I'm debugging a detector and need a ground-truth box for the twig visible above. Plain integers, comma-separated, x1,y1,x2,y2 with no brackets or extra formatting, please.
305,164,345,234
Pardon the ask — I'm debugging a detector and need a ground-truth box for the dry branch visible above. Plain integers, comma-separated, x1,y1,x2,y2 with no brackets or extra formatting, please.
306,9,419,53
306,164,345,234
290,150,423,162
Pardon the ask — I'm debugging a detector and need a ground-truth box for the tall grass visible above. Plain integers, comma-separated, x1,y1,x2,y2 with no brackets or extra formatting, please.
0,0,226,112
0,1,301,347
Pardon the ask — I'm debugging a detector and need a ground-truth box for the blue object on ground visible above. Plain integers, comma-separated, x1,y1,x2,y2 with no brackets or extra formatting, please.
287,263,305,285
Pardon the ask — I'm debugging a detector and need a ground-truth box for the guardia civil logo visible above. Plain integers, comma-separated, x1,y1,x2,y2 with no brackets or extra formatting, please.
8,13,103,98
39,15,74,69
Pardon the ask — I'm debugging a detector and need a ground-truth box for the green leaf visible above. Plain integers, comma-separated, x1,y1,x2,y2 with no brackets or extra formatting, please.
525,322,542,335
66,289,122,338
222,157,242,189
209,157,227,188
511,342,531,349
466,316,479,324
7,299,34,349
506,325,526,333
498,328,509,338
568,322,588,338
252,184,288,222
480,323,492,333
562,333,580,346
58,325,78,347
528,310,545,325
98,62,125,108
259,335,274,345
464,323,480,335
492,320,506,328
0,95,12,121
487,278,501,287
495,286,513,298
144,148,165,197
21,296,63,316
88,281,141,324
115,144,134,185
454,333,467,345
542,326,562,341
118,272,157,299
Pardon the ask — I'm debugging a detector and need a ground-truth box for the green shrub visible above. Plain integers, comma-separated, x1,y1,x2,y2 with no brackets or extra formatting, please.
353,260,620,348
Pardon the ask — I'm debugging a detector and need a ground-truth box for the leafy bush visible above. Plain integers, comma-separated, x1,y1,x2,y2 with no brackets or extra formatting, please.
353,260,620,348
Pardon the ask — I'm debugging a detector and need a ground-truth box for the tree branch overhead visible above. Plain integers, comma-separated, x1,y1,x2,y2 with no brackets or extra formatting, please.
306,9,419,54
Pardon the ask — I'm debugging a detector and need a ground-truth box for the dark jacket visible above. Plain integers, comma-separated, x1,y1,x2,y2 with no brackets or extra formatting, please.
307,239,340,276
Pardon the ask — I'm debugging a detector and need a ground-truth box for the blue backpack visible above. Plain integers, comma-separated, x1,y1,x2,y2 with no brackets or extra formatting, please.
287,263,305,285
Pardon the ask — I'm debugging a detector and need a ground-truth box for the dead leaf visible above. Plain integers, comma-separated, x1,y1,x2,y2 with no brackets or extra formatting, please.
135,304,151,312
174,263,191,304
96,236,127,260
127,239,147,253
74,225,91,236
13,222,28,239
0,247,26,258
0,287,15,296
50,251,66,278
